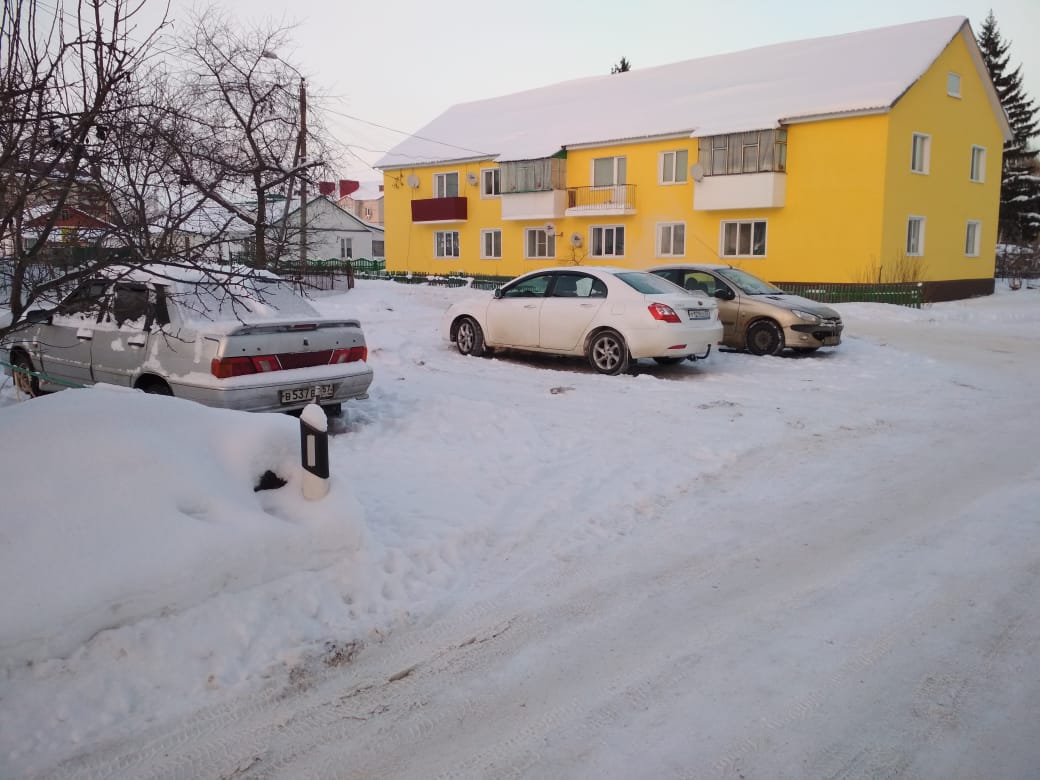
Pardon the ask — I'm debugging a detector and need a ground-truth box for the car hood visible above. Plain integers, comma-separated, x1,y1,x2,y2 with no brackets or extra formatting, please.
751,294,840,319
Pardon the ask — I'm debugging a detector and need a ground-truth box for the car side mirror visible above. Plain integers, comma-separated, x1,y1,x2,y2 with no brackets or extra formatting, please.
493,288,503,299
714,288,736,301
25,309,51,324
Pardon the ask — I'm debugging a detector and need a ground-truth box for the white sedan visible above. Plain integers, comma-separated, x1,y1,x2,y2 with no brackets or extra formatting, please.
442,266,723,374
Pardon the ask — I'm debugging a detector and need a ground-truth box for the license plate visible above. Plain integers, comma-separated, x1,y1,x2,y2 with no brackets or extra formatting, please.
687,309,710,320
280,384,334,404
823,337,840,346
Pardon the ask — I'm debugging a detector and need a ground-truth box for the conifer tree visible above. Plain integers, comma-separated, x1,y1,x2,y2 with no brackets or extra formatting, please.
977,11,1040,243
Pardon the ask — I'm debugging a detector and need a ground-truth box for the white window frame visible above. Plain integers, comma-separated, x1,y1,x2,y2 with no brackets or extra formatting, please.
720,220,767,258
965,220,981,257
656,222,686,257
591,156,626,188
947,72,961,98
659,150,688,184
906,216,925,257
480,229,502,259
970,145,986,183
434,230,460,259
433,171,459,198
480,168,500,198
911,133,931,174
589,225,626,258
524,228,555,259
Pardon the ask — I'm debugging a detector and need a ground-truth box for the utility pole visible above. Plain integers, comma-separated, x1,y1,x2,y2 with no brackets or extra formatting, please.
298,76,307,268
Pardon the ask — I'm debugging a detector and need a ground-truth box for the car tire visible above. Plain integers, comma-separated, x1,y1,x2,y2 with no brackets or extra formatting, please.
12,351,40,397
587,329,630,375
455,316,486,357
746,320,784,356
652,356,684,365
138,377,173,396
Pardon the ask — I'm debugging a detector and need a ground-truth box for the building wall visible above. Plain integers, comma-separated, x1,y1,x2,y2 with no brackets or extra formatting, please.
881,30,1005,287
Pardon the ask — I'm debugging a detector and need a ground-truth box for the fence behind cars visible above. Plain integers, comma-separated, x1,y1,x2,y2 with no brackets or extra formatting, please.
776,281,923,309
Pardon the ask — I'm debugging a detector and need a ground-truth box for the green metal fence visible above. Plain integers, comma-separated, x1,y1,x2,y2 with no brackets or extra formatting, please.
776,282,923,309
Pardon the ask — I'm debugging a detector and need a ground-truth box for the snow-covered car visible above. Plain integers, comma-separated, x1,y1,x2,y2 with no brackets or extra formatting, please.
442,266,723,374
2,264,373,414
649,263,843,355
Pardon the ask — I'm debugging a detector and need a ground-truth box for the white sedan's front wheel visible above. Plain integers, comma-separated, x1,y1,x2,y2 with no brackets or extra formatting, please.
455,316,486,357
587,330,630,375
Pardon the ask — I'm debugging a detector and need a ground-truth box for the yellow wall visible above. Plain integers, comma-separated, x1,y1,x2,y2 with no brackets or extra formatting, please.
881,30,1005,282
382,31,1003,285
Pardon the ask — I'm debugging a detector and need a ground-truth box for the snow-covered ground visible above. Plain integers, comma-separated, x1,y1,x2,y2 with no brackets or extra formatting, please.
2,279,1039,779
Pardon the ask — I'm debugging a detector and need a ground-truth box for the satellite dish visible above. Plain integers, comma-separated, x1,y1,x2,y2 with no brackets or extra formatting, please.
570,232,583,248
406,174,420,188
466,172,478,185
545,223,556,234
689,163,705,182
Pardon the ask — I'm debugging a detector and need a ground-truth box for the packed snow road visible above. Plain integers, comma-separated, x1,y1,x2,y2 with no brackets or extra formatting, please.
25,284,1040,779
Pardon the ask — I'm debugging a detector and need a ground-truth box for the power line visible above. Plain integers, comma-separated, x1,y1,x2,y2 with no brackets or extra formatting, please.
321,104,492,159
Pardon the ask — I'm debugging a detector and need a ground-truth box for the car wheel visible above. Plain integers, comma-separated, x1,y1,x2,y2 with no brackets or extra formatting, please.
455,316,486,357
12,351,40,397
653,356,684,365
587,329,630,375
138,378,173,396
746,320,784,356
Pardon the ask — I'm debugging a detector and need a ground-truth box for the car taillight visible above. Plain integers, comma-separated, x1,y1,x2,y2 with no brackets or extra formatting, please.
648,303,682,323
330,346,368,364
210,355,281,378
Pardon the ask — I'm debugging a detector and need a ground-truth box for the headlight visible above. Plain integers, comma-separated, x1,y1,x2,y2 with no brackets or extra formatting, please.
791,309,821,324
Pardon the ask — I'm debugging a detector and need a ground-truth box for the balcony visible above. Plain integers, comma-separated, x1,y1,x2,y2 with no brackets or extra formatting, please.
411,196,467,223
564,185,636,217
693,172,786,211
500,190,570,221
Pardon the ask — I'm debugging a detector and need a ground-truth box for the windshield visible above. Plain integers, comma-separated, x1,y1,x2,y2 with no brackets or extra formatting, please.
615,272,686,295
716,267,783,295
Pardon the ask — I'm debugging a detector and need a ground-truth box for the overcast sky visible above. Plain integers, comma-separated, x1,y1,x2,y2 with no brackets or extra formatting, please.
161,0,1039,179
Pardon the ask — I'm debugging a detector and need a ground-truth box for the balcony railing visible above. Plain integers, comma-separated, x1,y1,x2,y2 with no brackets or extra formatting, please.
565,184,636,214
411,196,467,223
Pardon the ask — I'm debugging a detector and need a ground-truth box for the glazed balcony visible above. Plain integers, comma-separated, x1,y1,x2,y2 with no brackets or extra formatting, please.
411,196,467,223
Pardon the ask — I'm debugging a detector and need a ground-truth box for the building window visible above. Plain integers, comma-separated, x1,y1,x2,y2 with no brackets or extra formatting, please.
525,228,555,259
434,230,459,258
590,225,625,257
906,216,925,256
592,156,626,187
372,240,385,256
970,145,986,182
657,223,685,257
911,133,930,174
481,229,502,259
965,221,981,256
659,150,688,184
499,158,566,193
340,238,352,258
721,220,766,257
433,172,459,198
698,129,787,177
947,72,961,97
481,168,500,197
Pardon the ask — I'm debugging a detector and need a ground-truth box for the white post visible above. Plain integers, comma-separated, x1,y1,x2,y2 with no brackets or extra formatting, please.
299,403,329,500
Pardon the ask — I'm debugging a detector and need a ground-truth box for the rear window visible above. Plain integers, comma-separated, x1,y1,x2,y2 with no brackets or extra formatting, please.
614,271,686,295
176,278,318,324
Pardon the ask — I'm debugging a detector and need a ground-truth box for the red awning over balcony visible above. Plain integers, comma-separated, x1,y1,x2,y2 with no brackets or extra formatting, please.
411,196,467,222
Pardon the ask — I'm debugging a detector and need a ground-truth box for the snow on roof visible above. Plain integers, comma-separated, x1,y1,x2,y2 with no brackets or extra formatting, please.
344,182,383,201
376,16,969,168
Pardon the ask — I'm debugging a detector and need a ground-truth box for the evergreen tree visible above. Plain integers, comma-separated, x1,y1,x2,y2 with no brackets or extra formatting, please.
977,11,1040,243
611,57,631,74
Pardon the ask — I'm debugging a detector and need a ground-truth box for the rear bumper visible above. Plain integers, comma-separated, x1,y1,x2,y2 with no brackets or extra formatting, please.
626,322,724,359
171,364,374,413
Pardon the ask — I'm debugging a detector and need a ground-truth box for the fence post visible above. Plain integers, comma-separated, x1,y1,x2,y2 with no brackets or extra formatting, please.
299,403,330,500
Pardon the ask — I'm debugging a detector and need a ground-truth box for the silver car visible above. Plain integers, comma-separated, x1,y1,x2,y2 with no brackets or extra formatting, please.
2,265,373,414
649,264,843,355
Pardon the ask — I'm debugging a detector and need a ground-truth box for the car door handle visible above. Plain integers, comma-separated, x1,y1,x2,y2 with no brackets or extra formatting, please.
76,328,93,341
580,303,596,308
524,304,537,309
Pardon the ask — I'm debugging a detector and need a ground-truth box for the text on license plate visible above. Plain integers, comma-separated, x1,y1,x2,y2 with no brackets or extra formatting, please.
280,384,334,404
687,309,710,320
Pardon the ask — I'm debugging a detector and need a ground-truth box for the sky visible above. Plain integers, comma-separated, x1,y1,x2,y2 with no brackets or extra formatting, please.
145,0,1040,180
2,278,1039,777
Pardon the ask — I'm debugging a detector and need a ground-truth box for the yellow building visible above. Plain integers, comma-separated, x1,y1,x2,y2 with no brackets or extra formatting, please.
375,17,1011,301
